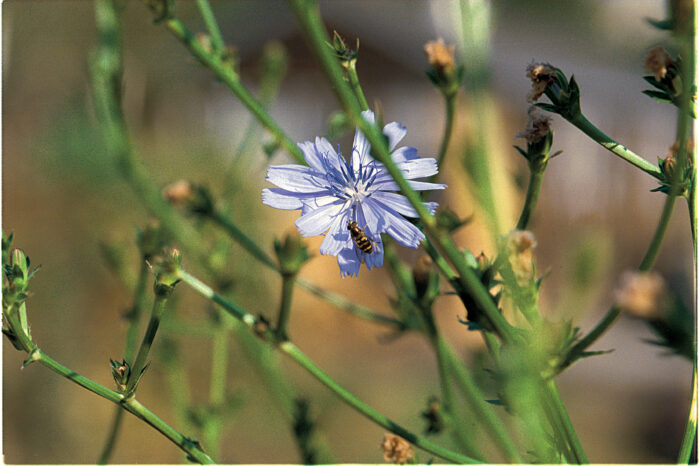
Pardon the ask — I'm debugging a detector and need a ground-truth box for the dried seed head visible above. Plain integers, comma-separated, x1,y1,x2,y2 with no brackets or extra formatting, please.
516,106,552,144
380,433,414,465
613,270,668,319
162,180,195,206
669,139,695,157
424,38,455,74
526,62,557,102
644,45,674,82
507,230,537,284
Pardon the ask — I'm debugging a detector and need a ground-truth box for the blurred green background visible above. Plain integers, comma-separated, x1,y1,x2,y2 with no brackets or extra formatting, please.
3,0,694,463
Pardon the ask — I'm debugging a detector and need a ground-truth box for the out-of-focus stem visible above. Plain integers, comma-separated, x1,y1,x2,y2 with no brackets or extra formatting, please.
195,0,225,54
516,168,545,230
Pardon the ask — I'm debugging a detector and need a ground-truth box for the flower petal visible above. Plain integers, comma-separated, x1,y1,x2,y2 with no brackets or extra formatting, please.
337,247,361,277
320,208,352,256
315,137,346,177
266,165,327,193
298,140,326,172
364,198,424,248
371,191,438,217
397,158,439,179
383,121,407,150
351,110,376,176
262,188,316,210
294,201,345,237
362,237,384,269
390,146,418,163
374,179,447,192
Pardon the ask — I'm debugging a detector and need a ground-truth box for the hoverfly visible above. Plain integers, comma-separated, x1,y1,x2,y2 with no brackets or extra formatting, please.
347,220,374,254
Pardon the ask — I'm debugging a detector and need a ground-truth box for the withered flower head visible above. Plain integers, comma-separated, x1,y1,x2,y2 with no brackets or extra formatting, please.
162,179,195,206
526,62,557,102
424,38,455,74
506,230,537,284
516,106,552,144
645,45,675,82
669,138,695,157
380,433,414,465
613,270,669,320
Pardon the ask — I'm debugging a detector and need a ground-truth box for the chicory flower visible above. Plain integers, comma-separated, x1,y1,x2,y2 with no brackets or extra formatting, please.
262,110,445,277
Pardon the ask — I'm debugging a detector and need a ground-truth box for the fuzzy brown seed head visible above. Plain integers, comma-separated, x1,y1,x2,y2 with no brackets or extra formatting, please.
613,270,668,319
162,180,195,206
424,38,455,74
526,62,557,102
380,433,414,465
645,46,674,82
506,230,537,284
516,106,552,144
669,139,695,158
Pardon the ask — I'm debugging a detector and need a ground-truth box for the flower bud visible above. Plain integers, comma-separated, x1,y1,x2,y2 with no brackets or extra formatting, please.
506,230,537,285
412,255,439,302
424,38,455,77
150,247,182,295
274,229,311,276
110,359,131,392
137,220,167,261
380,433,414,465
613,270,669,320
645,46,675,82
421,396,443,434
526,62,557,102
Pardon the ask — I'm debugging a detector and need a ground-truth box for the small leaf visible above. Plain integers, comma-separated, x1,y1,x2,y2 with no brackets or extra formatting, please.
642,90,672,103
646,17,674,30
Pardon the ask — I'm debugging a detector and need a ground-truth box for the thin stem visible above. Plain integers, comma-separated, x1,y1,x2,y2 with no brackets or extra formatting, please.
126,291,170,395
195,0,225,55
346,61,369,111
25,348,214,464
98,262,150,464
677,365,697,463
210,208,280,271
516,167,545,230
280,341,480,464
567,113,662,179
441,338,524,463
436,93,457,172
161,17,306,165
178,269,479,464
287,0,517,345
276,273,296,340
544,380,588,464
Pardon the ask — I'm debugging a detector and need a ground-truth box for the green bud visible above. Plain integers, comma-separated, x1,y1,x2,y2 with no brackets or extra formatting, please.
274,231,311,276
144,0,174,23
137,220,168,261
435,207,470,233
150,247,182,295
326,30,359,64
110,358,131,392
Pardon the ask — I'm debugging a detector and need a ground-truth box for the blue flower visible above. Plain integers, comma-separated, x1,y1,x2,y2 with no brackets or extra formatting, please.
262,110,445,277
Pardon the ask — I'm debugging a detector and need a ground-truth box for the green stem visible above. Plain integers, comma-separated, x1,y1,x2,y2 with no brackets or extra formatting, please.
160,17,306,165
203,310,233,460
98,262,150,464
516,167,545,230
276,273,296,340
441,338,523,463
287,0,517,345
677,364,697,463
436,93,456,172
544,380,588,463
346,61,369,111
567,113,662,179
210,208,280,271
195,0,225,55
126,291,170,395
280,341,480,464
25,348,214,464
178,270,478,464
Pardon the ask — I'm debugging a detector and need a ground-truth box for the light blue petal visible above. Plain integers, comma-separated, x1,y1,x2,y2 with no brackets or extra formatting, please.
374,179,447,192
371,191,438,217
397,158,439,179
315,137,346,176
390,146,418,163
383,121,407,150
266,165,326,193
364,198,425,248
294,201,345,237
337,247,361,277
320,208,352,256
262,188,321,210
298,140,326,172
351,110,376,176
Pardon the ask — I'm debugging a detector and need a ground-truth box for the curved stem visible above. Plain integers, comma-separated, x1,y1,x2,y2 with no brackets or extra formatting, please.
127,292,170,395
436,93,457,171
516,167,545,230
275,273,296,340
178,270,478,464
567,113,662,179
677,365,697,464
346,61,369,111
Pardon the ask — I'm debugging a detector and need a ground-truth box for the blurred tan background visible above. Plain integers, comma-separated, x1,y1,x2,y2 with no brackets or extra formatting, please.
2,0,694,463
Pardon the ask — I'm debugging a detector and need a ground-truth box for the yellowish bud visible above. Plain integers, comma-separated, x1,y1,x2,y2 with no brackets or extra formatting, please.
644,45,674,82
380,433,414,465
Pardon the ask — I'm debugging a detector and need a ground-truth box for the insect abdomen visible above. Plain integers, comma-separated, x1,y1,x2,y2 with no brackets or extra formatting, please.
348,221,374,253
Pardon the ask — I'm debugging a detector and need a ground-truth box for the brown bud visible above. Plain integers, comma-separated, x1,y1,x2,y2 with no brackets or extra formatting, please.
162,180,194,206
644,45,674,82
526,62,557,102
424,38,455,75
613,270,669,320
516,106,552,144
380,433,414,465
